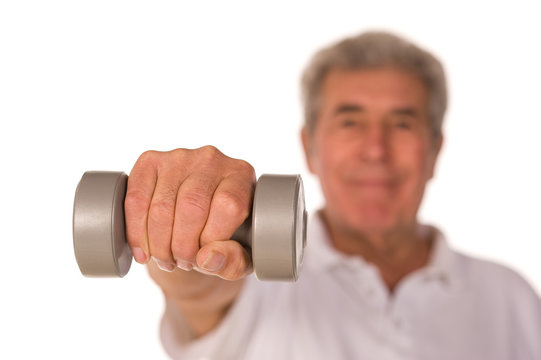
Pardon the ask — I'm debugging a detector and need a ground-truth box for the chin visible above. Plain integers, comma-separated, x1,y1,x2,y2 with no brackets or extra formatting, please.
348,217,397,236
328,204,397,235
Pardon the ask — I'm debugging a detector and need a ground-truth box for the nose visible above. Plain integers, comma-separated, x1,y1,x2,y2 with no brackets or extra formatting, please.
361,124,388,163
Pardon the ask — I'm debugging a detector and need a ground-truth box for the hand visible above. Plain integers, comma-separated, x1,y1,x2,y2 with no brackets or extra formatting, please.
124,146,256,281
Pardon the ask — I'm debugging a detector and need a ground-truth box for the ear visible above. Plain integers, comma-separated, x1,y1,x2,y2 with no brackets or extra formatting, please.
428,134,444,179
301,127,316,174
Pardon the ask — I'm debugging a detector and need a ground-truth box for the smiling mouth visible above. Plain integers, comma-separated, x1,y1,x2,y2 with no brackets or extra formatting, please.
356,179,392,186
344,177,398,193
342,168,400,190
346,176,395,185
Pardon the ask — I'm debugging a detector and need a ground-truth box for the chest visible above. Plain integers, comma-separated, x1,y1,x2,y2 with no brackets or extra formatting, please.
244,269,514,360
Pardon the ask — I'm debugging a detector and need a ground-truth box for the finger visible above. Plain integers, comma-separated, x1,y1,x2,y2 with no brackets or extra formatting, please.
125,153,158,264
171,172,221,270
195,240,253,281
200,173,255,247
147,167,185,271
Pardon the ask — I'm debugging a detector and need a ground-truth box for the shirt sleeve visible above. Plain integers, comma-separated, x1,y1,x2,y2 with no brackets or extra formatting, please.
159,275,261,360
504,268,541,359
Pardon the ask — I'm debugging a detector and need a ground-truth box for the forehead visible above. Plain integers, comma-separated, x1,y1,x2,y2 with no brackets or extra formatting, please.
320,67,429,111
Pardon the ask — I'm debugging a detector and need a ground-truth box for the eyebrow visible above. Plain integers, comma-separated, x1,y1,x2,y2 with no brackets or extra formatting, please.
334,104,365,115
333,104,419,117
391,107,419,117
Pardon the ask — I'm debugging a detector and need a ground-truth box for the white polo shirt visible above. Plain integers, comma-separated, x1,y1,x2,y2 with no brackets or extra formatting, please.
160,214,541,360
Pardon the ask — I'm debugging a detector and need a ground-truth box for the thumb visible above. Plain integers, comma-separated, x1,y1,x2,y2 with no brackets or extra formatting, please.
195,240,253,281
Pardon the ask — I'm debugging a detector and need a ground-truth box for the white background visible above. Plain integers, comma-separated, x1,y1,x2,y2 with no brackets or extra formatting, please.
1,1,540,359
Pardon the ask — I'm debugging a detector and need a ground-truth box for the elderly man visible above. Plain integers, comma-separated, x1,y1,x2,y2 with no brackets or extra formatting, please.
125,31,541,359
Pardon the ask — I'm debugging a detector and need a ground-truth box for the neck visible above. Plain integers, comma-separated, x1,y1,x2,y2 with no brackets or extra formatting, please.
320,210,434,293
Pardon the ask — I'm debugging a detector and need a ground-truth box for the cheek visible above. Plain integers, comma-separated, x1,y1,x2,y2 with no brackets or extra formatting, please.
310,142,349,205
393,143,434,203
310,136,343,175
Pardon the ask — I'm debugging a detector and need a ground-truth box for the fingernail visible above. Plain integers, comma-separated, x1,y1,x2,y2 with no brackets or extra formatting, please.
176,259,193,271
193,266,214,276
132,247,147,264
201,251,225,272
152,257,175,272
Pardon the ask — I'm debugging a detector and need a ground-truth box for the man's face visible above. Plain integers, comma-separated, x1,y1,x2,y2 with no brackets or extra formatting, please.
302,67,442,237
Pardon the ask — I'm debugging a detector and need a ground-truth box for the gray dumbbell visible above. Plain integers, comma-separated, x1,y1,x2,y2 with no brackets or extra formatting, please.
73,171,307,281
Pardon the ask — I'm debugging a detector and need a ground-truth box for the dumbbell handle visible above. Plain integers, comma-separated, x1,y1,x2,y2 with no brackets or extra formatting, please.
73,171,306,281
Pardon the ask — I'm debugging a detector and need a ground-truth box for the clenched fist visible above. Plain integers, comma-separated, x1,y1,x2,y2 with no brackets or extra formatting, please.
124,146,256,281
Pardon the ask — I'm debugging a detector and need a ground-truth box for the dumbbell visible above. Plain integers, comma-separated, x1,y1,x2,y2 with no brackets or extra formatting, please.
73,171,307,281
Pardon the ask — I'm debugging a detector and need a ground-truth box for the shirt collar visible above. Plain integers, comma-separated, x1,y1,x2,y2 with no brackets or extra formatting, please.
421,225,461,288
303,211,461,288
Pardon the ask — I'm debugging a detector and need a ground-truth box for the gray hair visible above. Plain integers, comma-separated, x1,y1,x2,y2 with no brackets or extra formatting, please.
301,31,447,140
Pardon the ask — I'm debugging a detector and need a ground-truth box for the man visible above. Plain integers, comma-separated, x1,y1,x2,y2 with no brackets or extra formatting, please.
124,31,541,359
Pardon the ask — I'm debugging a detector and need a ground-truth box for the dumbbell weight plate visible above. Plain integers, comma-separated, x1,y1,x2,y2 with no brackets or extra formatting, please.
252,175,306,281
73,171,132,277
73,171,306,281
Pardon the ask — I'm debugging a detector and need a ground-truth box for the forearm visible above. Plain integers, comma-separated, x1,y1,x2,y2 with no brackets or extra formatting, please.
148,262,245,338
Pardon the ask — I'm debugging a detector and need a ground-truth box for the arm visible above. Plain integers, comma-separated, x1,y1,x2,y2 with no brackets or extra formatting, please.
124,146,255,338
148,262,246,338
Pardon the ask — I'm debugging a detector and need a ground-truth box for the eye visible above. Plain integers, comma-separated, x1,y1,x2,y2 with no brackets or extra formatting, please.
395,120,411,129
391,116,413,130
341,118,357,128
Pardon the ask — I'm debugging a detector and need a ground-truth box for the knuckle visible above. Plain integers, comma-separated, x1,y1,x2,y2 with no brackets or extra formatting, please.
148,198,176,225
151,251,171,262
169,148,189,162
171,242,198,261
148,236,174,262
198,145,223,163
235,159,255,177
158,182,179,200
214,191,249,220
124,190,148,214
137,150,160,165
177,191,210,217
141,148,189,173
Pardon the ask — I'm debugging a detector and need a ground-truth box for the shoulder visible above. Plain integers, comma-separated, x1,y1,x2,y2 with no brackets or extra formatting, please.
455,251,532,288
454,250,541,309
442,249,541,357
